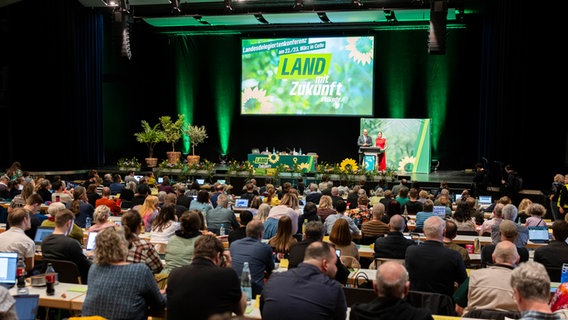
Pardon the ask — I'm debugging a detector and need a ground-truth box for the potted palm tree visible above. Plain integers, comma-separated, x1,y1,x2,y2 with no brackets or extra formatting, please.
159,114,186,164
184,124,208,165
134,120,165,168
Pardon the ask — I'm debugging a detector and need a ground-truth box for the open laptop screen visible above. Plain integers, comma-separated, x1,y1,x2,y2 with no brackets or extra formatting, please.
433,206,447,218
234,198,249,208
196,179,205,185
86,232,98,251
479,195,492,205
34,226,55,245
0,252,18,288
528,226,550,243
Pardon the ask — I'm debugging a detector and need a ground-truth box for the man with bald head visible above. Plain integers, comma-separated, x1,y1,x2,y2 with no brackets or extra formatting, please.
374,214,415,260
350,261,433,320
405,216,467,297
462,240,520,314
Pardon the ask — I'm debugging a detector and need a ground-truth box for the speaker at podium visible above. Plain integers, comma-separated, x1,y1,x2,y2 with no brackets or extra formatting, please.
361,147,384,171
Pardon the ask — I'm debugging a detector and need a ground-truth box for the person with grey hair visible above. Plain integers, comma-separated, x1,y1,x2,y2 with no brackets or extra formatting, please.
405,216,467,297
374,214,415,259
261,241,347,319
479,203,504,236
510,261,560,319
206,193,239,235
229,219,274,298
350,261,433,320
491,203,529,247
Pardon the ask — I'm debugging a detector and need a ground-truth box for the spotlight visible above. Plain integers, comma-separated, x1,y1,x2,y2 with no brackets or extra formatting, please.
431,160,440,172
293,0,303,10
219,154,228,165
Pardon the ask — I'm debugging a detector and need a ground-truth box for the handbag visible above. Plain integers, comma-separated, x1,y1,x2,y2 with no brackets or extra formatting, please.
354,271,374,289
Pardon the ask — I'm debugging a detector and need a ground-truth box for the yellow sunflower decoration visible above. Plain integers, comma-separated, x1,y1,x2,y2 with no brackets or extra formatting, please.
268,154,280,164
397,156,416,173
339,158,358,173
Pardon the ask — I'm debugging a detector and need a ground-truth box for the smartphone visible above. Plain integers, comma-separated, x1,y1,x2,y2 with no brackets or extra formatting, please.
336,249,341,257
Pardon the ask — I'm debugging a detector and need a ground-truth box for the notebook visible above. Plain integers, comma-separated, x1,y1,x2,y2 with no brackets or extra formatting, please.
14,294,40,320
34,226,55,246
86,232,98,251
479,195,492,205
234,198,249,208
433,206,447,218
528,226,550,243
0,252,18,288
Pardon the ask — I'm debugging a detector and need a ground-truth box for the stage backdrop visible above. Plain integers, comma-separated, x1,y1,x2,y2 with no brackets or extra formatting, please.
361,118,431,174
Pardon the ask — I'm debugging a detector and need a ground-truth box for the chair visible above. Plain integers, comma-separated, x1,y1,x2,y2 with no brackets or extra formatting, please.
456,230,480,236
545,266,562,283
359,235,381,245
340,256,361,269
371,258,405,269
463,308,521,320
405,290,456,316
343,287,376,307
42,259,82,284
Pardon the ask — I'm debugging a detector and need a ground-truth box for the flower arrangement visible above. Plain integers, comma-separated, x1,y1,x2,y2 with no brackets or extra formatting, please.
228,160,255,174
339,158,358,174
158,159,184,169
117,157,141,169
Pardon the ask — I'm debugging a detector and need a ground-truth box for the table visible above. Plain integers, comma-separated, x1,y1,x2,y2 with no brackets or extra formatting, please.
10,282,88,311
247,153,317,173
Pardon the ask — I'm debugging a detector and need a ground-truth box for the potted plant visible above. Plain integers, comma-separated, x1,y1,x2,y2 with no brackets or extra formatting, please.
134,120,165,168
159,114,186,164
183,124,208,165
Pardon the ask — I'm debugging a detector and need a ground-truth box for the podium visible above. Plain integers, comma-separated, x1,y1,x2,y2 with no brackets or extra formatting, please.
360,147,384,171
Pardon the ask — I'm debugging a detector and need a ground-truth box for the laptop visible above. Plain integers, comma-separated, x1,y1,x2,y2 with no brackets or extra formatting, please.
196,179,205,185
0,252,18,288
86,232,98,251
528,226,550,244
34,226,55,247
234,198,249,209
217,179,226,185
14,294,40,320
134,175,143,182
433,206,447,218
478,195,492,205
454,194,462,203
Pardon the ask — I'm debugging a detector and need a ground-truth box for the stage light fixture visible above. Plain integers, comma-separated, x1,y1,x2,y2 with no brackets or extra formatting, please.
254,13,269,24
219,153,228,165
293,0,303,10
224,0,232,11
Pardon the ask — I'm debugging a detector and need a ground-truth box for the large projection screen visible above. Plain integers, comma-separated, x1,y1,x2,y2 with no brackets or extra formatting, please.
360,118,431,174
241,36,375,116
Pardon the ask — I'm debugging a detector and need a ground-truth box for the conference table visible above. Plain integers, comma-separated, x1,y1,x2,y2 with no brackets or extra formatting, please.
10,282,88,311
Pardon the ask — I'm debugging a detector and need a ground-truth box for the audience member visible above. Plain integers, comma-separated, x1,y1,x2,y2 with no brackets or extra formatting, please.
403,188,424,215
261,241,347,319
41,209,92,283
51,180,73,204
462,241,520,314
481,220,529,268
449,202,476,231
82,226,166,319
297,201,321,230
350,261,434,320
88,204,115,233
122,210,163,274
317,195,337,223
229,210,253,245
174,183,191,209
0,285,16,319
374,214,415,260
524,203,548,227
533,219,568,282
0,175,10,200
206,193,240,235
68,186,95,228
361,202,389,238
36,178,52,203
137,195,160,233
329,218,360,261
163,210,203,274
86,183,101,208
264,193,300,239
188,189,214,215
131,183,150,208
443,219,470,265
163,193,187,218
248,196,262,216
120,181,136,202
510,261,559,319
255,203,270,223
0,208,35,271
167,234,246,319
95,187,122,216
516,198,533,225
414,199,436,232
108,173,125,196
405,216,467,297
230,220,275,297
479,203,504,236
305,183,323,205
383,199,402,224
23,193,45,240
41,202,84,244
491,204,529,247
268,215,298,259
324,199,361,236
150,203,180,244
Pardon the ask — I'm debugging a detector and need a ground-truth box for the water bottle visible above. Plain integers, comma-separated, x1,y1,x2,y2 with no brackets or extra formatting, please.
219,223,225,236
16,257,28,294
241,262,252,304
299,148,302,155
85,217,92,229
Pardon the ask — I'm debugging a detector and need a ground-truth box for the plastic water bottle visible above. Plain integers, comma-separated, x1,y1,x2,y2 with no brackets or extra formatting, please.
85,217,92,229
16,257,28,294
219,223,225,236
241,262,252,304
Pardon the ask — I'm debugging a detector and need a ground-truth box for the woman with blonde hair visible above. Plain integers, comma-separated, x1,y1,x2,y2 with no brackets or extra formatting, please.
88,204,115,232
268,215,298,259
136,195,160,232
255,203,271,223
317,195,336,223
329,218,359,261
82,226,166,319
264,193,300,239
263,184,280,206
516,198,533,224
